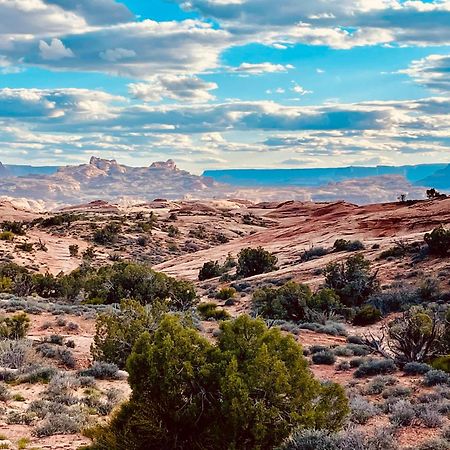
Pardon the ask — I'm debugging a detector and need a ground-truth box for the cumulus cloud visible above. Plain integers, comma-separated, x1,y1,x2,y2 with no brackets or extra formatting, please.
0,88,124,120
0,0,87,37
129,75,218,103
402,54,450,93
39,39,74,60
43,0,134,25
175,0,450,48
0,86,449,170
3,20,229,78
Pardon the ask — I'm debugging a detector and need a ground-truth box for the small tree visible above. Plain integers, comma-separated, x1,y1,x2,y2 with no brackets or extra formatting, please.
426,188,444,199
252,281,312,321
387,307,444,363
86,315,349,450
424,225,450,257
324,254,379,307
198,260,222,281
93,222,121,245
236,247,278,278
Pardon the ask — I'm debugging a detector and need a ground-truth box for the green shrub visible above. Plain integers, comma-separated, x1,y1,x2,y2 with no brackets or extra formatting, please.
0,231,14,241
387,307,444,364
379,246,408,259
84,262,197,309
1,221,25,235
236,247,278,278
324,254,379,307
354,358,397,378
424,225,450,257
312,350,336,365
91,299,167,368
93,222,121,245
252,281,312,321
0,276,12,292
431,356,450,374
333,239,365,252
85,315,349,450
197,302,230,321
253,282,342,323
167,225,179,238
39,213,80,227
0,312,30,339
198,261,222,281
215,286,236,300
16,242,33,252
423,369,450,386
352,305,382,326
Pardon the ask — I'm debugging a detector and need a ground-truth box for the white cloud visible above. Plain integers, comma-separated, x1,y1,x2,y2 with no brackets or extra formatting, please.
128,75,218,103
291,83,313,95
4,20,230,78
39,39,74,60
0,0,87,36
402,54,450,93
44,0,134,25
231,62,294,74
175,0,450,48
0,87,450,170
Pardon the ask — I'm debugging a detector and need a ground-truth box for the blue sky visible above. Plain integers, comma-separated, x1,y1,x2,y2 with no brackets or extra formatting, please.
0,0,450,172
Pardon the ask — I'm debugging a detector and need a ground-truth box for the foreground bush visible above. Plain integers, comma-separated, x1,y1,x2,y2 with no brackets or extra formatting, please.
91,299,167,368
85,315,348,450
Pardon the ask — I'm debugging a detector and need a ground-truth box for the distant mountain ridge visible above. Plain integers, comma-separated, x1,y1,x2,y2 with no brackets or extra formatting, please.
0,157,439,208
203,164,449,188
418,164,450,190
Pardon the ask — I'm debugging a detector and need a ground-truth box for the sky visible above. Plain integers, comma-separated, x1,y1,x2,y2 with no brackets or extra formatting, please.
0,0,450,173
